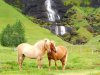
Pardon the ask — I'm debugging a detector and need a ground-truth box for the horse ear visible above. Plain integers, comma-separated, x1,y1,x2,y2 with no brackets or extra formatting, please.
44,38,50,42
45,39,47,43
44,39,48,43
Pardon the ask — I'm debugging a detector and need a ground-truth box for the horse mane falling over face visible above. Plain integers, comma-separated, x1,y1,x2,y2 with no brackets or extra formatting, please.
47,41,67,70
17,39,54,70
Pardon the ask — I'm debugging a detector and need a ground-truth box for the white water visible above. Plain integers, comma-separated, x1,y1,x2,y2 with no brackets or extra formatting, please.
55,26,66,35
45,0,60,22
45,0,66,35
60,26,66,35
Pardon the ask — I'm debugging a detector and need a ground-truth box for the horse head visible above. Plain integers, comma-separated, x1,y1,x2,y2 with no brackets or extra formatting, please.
44,39,56,53
50,40,56,53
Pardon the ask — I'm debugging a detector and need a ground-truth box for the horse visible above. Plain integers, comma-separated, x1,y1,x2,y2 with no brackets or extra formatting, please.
17,39,55,70
47,41,67,70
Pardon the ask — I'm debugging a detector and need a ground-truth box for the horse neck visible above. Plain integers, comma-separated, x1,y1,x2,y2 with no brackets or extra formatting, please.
41,42,47,54
33,41,46,54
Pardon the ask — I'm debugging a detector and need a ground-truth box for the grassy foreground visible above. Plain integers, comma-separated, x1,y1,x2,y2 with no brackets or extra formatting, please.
0,0,100,75
0,45,100,75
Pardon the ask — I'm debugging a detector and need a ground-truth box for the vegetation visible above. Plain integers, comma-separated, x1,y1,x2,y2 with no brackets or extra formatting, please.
86,35,100,52
62,6,100,44
4,0,100,44
86,8,100,35
0,0,70,46
0,44,100,75
0,0,100,74
63,0,82,6
77,27,93,41
1,21,26,47
90,72,100,75
63,0,100,7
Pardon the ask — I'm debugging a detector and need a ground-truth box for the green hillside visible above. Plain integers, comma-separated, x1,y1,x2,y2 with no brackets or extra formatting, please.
0,0,70,46
77,27,93,41
86,35,100,51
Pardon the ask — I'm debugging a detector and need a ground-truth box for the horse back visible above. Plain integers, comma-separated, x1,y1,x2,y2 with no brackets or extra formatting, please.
17,43,32,54
56,46,67,59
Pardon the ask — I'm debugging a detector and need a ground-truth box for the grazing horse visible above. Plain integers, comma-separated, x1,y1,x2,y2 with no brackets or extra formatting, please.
47,41,67,70
17,39,54,70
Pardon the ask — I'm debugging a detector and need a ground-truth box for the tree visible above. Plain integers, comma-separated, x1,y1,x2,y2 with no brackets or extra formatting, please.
0,21,26,47
1,24,13,46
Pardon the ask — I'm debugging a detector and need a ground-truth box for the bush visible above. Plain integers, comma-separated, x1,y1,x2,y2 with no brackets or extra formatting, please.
59,27,78,44
86,8,100,34
0,21,26,47
77,27,93,41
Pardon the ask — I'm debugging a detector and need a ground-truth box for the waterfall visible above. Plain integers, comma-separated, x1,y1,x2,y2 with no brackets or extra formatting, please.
55,26,66,35
60,26,66,35
45,0,66,35
45,0,60,22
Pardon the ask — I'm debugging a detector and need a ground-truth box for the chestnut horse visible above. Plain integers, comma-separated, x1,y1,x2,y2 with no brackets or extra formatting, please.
17,39,54,70
47,41,67,70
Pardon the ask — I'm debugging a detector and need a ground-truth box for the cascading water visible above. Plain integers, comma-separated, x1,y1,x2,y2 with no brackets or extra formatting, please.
55,26,66,35
45,0,66,35
45,0,60,22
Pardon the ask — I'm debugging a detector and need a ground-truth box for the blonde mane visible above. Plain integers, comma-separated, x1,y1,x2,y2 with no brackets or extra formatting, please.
33,39,50,51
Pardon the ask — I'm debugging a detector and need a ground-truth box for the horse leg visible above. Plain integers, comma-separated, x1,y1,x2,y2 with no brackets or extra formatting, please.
60,54,66,70
48,59,51,71
37,57,42,69
18,54,25,71
55,60,58,70
39,58,43,69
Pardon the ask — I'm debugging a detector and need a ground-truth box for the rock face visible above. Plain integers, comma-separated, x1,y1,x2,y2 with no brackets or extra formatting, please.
5,0,100,21
23,0,46,20
23,0,67,21
90,0,100,7
5,0,69,21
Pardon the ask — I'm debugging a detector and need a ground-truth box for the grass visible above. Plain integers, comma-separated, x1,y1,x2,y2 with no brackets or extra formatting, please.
89,72,100,75
0,45,100,75
86,35,100,51
0,0,100,75
77,27,93,41
0,0,70,46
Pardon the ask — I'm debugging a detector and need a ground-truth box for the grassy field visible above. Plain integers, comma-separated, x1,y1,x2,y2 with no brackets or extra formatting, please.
0,45,100,75
86,35,100,51
0,0,100,75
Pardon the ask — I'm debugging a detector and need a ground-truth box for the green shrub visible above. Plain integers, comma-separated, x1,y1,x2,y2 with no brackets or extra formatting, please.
63,0,81,6
87,8,100,34
77,27,93,41
63,0,90,6
65,6,88,27
0,21,26,47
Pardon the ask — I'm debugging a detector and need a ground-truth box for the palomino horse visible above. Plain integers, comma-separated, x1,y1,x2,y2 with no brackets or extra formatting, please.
17,39,54,70
47,41,67,70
